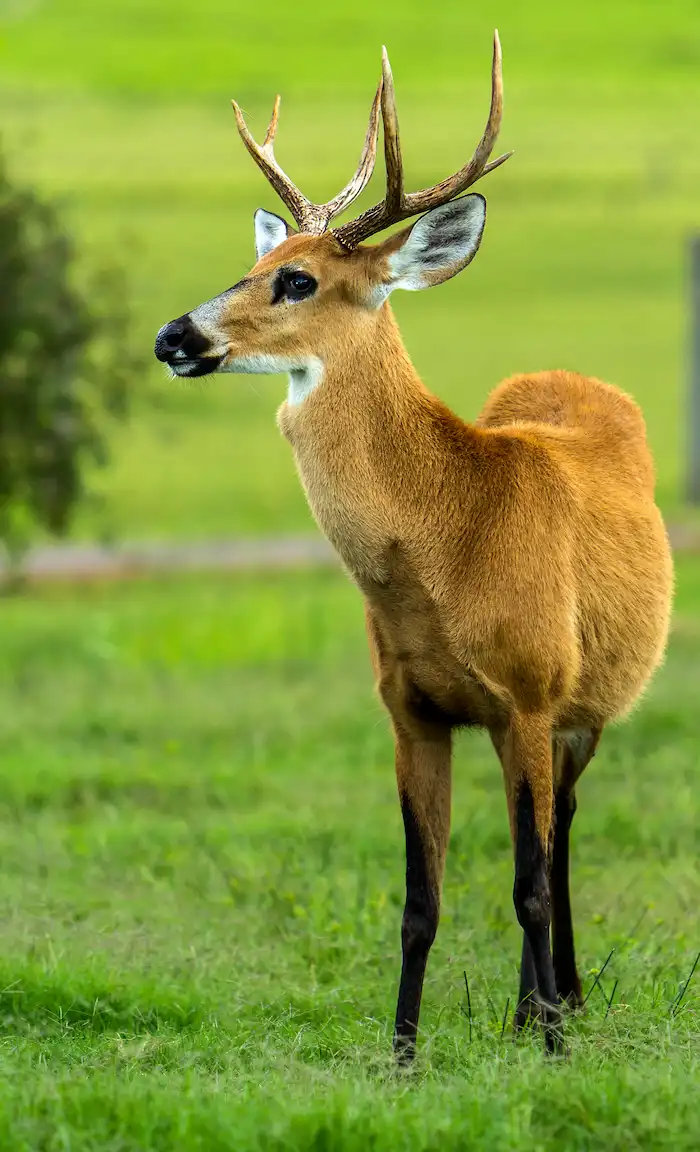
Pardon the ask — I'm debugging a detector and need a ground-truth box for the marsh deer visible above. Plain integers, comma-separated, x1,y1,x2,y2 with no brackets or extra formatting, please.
155,33,673,1058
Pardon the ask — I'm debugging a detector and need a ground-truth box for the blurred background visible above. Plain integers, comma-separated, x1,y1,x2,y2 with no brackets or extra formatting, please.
1,0,699,548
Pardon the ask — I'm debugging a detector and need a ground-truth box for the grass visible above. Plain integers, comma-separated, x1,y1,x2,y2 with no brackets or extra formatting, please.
1,0,700,538
0,556,698,1148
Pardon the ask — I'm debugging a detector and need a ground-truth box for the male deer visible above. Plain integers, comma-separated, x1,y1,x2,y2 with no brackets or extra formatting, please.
154,33,673,1058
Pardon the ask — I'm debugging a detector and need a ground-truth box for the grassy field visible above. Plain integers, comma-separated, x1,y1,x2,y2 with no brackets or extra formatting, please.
1,0,699,538
0,557,697,1148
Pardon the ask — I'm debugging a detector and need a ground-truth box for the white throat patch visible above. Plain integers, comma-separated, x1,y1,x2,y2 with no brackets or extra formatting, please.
288,361,324,405
220,353,324,406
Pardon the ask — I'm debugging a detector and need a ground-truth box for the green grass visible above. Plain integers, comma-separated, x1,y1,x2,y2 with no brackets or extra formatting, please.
0,557,698,1148
1,0,699,538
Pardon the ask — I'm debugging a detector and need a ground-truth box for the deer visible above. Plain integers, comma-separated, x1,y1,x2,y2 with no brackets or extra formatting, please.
154,32,673,1059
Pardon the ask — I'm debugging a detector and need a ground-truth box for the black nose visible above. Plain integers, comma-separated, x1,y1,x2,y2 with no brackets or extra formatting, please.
154,314,209,362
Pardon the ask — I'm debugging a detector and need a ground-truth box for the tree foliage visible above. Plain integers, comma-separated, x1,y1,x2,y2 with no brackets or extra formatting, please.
0,150,142,558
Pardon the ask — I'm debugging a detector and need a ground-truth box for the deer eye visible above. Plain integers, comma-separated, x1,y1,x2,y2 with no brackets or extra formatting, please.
274,269,317,303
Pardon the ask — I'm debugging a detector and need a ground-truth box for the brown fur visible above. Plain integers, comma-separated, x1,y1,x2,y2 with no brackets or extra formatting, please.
176,226,674,1054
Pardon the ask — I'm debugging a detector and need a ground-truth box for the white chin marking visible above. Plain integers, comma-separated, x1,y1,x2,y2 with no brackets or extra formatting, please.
222,353,324,405
169,358,222,378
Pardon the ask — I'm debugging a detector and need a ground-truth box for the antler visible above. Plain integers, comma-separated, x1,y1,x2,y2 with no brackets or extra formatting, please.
231,82,383,236
231,32,511,247
333,30,513,249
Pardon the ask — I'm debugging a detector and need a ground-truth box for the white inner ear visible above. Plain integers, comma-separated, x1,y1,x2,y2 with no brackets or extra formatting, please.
254,209,289,260
387,195,486,292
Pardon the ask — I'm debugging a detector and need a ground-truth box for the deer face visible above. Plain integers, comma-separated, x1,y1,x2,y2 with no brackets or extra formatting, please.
154,216,373,383
154,198,487,397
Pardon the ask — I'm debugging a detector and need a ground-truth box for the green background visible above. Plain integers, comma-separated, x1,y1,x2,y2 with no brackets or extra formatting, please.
2,0,698,539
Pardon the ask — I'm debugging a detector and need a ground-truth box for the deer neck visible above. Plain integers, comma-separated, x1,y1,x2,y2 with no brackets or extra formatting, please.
277,304,479,577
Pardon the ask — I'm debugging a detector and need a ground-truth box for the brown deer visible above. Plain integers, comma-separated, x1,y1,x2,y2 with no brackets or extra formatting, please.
154,33,673,1058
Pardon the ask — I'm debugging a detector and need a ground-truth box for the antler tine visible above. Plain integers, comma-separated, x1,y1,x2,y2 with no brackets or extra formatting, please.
406,28,512,214
334,31,513,249
231,96,313,230
320,78,383,221
380,47,404,215
263,94,281,148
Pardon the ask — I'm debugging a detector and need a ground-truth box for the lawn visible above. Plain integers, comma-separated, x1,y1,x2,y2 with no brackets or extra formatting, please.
0,556,698,1149
1,0,699,538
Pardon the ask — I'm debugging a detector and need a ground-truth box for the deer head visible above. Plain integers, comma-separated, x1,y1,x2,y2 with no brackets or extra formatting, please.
154,33,511,399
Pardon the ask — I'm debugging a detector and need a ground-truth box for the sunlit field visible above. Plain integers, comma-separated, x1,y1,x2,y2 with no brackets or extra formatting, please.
1,0,699,537
0,558,698,1149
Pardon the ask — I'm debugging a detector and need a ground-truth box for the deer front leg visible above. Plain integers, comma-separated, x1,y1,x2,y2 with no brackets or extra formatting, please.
392,720,452,1064
504,711,565,1054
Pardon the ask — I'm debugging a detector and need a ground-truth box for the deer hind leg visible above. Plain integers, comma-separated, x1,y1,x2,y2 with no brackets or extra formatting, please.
490,723,548,1036
495,711,565,1053
392,719,452,1064
551,726,602,1007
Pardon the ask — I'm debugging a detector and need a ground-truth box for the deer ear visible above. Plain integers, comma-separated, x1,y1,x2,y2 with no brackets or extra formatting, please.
254,209,291,260
384,195,486,291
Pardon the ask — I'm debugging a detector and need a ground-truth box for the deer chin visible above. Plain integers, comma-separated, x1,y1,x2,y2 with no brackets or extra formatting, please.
218,353,324,405
168,354,225,378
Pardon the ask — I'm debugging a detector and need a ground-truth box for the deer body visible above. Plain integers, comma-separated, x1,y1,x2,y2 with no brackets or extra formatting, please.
154,34,673,1059
280,306,670,733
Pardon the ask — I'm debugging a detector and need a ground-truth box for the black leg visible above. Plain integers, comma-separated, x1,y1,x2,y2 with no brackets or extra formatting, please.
550,728,601,1007
552,788,583,1005
392,725,452,1064
513,781,563,1053
513,934,540,1031
393,797,439,1061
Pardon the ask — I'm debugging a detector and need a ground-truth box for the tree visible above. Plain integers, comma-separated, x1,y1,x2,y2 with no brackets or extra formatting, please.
0,148,143,566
